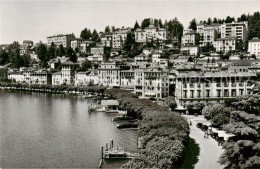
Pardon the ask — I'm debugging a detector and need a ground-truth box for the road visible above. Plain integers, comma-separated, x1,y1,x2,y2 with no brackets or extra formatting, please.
183,115,224,169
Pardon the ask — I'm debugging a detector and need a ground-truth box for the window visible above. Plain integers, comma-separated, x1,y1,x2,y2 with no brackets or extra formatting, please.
206,90,210,97
197,90,201,98
239,89,244,95
224,89,229,97
184,90,187,98
191,90,194,98
232,89,236,97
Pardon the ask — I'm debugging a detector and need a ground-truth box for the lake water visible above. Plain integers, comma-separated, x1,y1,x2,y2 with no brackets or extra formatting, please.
0,90,137,168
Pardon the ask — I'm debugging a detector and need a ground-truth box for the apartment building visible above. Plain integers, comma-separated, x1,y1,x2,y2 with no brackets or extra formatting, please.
30,72,51,85
51,61,78,85
213,37,236,53
180,46,199,56
181,29,196,46
47,34,75,48
71,38,83,51
220,21,247,41
100,34,112,47
248,38,260,56
199,26,218,46
112,27,131,49
75,70,99,86
134,68,169,98
135,20,167,43
98,62,121,87
175,63,256,106
120,69,135,90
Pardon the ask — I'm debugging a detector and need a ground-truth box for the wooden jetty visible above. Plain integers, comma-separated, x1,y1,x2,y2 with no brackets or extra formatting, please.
99,139,138,168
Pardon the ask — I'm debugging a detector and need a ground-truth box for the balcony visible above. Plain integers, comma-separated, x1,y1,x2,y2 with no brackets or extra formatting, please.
216,83,221,87
231,83,237,87
224,83,229,87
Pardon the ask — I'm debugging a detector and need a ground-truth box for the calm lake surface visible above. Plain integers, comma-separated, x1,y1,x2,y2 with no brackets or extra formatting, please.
0,90,137,168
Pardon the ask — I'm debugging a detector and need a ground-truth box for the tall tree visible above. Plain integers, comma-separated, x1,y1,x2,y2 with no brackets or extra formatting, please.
92,29,99,41
80,28,91,40
48,42,56,59
58,44,65,56
141,18,151,29
134,21,140,30
213,17,218,23
105,26,110,33
189,18,197,30
207,17,212,25
0,50,9,65
36,44,48,62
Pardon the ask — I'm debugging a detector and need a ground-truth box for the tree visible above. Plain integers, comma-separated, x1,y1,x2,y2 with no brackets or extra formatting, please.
134,21,140,30
225,16,235,23
66,47,77,63
92,29,99,41
36,44,48,62
0,50,9,65
213,17,218,23
58,44,65,56
80,28,91,40
104,26,110,33
48,42,56,59
189,18,197,30
81,60,92,71
123,32,136,55
207,17,212,25
141,18,151,29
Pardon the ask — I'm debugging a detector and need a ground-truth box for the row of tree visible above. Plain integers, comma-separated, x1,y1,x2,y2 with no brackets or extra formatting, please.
201,95,260,168
105,89,189,168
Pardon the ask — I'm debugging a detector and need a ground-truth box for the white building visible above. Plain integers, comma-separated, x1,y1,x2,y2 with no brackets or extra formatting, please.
135,20,167,43
75,70,99,86
80,41,95,53
47,34,75,48
248,38,260,56
213,37,236,53
142,48,154,55
180,46,199,56
30,72,51,85
100,34,112,47
221,21,247,41
181,29,196,46
98,62,121,87
112,27,131,49
8,72,25,83
199,26,218,46
87,52,105,62
20,40,33,55
71,38,83,51
134,68,169,99
175,62,256,106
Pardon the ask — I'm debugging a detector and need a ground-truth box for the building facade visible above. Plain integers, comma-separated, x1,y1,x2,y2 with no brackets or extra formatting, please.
248,38,260,56
112,28,131,49
47,34,75,48
213,37,236,53
220,21,247,41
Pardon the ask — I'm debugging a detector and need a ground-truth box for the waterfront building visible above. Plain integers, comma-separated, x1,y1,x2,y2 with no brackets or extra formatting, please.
52,72,62,85
71,38,83,51
75,70,99,86
30,72,51,85
112,27,131,49
134,20,167,43
213,37,236,53
47,34,75,48
248,38,260,56
134,68,169,98
98,62,121,87
120,69,135,90
8,72,25,83
175,62,256,106
220,21,247,41
180,46,199,56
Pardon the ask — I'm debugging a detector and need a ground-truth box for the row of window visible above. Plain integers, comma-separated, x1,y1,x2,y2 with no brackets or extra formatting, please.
183,89,246,98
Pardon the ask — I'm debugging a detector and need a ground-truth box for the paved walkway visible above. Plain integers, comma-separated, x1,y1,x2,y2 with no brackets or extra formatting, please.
182,115,224,169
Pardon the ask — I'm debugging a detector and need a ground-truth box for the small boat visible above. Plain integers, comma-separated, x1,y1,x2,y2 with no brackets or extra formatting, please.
96,106,108,112
112,115,134,122
106,109,119,113
117,122,138,129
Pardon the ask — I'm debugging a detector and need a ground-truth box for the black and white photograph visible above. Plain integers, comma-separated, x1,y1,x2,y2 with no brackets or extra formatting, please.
0,0,260,168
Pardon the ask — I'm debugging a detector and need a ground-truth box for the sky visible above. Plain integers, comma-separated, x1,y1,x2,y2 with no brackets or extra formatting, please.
0,0,259,44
